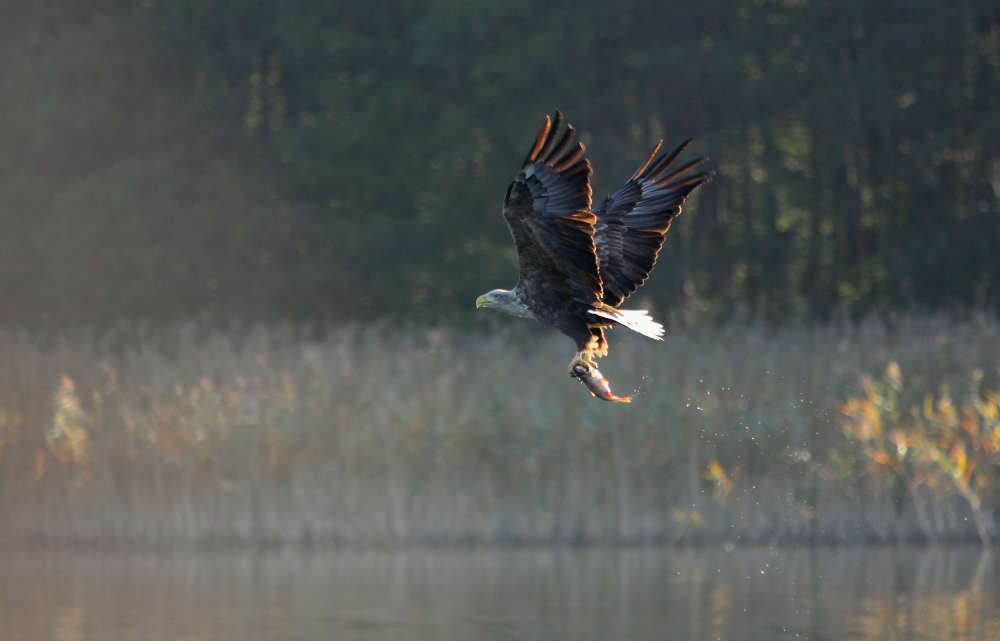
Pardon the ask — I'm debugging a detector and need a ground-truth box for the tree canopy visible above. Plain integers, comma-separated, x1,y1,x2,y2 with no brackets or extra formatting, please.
0,0,997,328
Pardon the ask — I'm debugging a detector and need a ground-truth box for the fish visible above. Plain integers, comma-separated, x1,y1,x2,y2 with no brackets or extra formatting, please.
571,363,632,403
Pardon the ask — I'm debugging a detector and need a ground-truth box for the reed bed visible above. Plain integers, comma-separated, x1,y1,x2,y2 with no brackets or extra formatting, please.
1,316,999,547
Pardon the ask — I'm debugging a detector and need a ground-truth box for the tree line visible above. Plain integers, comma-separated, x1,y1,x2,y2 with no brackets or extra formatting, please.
0,0,997,328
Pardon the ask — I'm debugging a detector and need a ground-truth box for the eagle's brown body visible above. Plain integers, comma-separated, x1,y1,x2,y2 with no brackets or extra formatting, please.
477,111,711,376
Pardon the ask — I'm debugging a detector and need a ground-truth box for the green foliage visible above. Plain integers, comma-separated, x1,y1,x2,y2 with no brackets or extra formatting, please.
0,1,998,326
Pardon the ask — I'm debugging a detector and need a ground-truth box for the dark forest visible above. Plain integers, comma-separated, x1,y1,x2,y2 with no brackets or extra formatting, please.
1,0,997,329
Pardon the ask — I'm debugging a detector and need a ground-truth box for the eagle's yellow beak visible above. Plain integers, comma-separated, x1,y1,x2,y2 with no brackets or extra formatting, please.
476,294,488,308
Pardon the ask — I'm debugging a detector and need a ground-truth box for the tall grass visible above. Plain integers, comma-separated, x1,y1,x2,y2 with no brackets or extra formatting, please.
1,316,999,546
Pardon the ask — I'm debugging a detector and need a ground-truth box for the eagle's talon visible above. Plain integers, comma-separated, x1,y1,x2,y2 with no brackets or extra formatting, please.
568,352,595,377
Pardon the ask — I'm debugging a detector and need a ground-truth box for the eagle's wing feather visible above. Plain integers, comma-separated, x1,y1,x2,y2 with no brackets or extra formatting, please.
502,112,602,308
592,139,713,307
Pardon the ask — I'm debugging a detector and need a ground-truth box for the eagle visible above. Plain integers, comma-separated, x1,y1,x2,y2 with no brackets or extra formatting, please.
476,111,712,376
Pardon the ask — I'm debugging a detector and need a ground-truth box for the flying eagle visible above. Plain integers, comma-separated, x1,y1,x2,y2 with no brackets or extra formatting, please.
476,111,712,375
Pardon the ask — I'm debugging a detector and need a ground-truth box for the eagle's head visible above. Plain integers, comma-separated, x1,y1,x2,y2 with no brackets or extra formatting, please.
476,289,533,318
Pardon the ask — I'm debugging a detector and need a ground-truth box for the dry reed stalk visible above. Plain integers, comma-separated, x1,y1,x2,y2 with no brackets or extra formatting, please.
0,315,997,546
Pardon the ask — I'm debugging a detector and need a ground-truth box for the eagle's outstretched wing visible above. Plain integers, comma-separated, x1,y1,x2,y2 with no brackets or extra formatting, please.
502,111,602,309
592,140,713,308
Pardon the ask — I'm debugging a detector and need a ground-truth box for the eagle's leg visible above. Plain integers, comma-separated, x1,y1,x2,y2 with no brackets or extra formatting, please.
560,320,601,376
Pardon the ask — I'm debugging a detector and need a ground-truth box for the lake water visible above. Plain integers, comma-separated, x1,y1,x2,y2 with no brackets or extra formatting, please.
0,546,996,640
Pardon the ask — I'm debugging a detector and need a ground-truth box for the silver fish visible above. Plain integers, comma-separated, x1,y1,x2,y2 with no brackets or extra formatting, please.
571,363,632,403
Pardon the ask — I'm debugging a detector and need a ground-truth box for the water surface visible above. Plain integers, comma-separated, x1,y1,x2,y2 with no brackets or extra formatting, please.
0,547,996,640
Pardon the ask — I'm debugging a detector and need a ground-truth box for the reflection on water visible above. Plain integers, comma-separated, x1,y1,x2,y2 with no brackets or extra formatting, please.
0,547,996,641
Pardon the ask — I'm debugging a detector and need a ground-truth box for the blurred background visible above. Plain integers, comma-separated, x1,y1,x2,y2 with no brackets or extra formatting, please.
2,0,1000,543
3,2,1000,638
0,0,998,330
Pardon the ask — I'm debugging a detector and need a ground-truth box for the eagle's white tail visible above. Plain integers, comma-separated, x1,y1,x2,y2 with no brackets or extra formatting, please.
588,307,664,340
